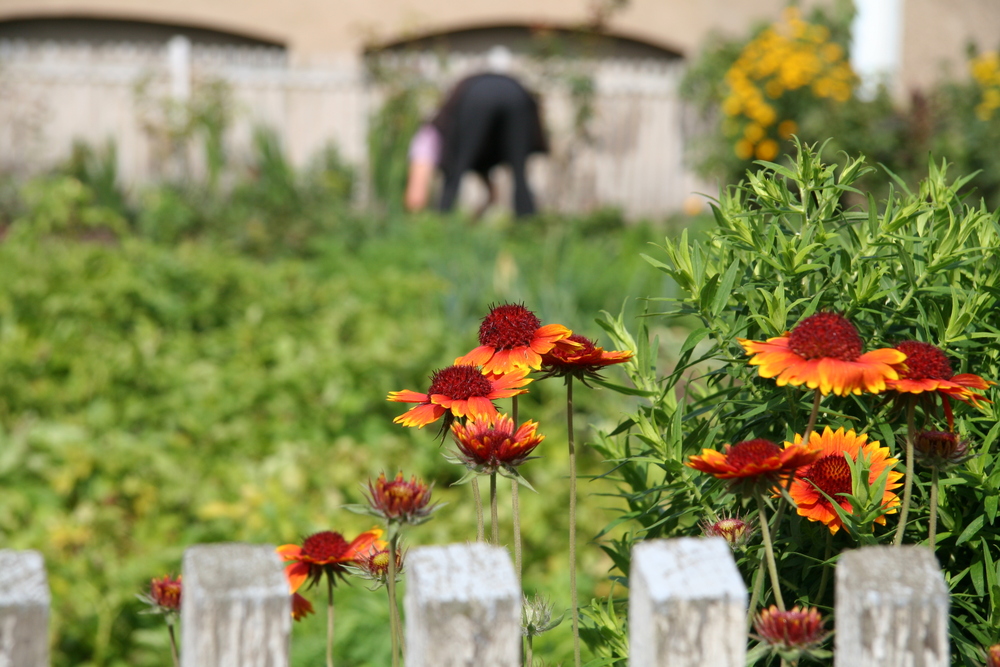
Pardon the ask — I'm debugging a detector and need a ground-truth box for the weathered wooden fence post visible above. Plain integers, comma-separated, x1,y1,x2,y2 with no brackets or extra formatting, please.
404,543,520,667
835,545,949,667
181,543,290,667
629,537,748,667
0,550,50,667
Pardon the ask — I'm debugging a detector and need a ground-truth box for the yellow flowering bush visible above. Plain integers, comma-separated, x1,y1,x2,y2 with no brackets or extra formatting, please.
971,51,1000,121
721,8,856,161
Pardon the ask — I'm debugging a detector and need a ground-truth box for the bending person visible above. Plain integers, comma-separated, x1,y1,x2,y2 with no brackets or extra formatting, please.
405,72,548,218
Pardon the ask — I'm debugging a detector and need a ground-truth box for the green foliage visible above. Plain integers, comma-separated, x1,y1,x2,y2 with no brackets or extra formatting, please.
0,200,668,665
593,143,1000,665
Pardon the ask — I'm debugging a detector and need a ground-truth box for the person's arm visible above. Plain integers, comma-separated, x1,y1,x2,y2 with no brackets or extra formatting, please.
405,124,441,212
405,160,435,212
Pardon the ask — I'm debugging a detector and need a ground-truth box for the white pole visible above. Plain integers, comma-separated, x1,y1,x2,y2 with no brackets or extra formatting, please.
0,550,50,667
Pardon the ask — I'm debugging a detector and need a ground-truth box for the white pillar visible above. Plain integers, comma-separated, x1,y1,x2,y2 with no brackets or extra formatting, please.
835,545,949,667
0,550,50,667
168,35,192,101
629,537,747,667
405,543,521,667
851,0,904,100
181,543,290,667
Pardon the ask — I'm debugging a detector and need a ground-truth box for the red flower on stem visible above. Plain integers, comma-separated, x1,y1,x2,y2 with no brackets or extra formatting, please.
277,528,384,592
456,303,577,375
388,365,530,429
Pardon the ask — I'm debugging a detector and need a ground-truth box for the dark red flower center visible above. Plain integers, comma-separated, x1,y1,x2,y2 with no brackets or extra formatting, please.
788,312,863,361
302,531,349,561
895,341,952,380
804,454,852,497
726,439,782,470
478,303,541,349
427,365,493,400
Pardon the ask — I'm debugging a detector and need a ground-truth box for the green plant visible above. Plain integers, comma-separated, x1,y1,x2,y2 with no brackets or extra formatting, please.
591,142,999,665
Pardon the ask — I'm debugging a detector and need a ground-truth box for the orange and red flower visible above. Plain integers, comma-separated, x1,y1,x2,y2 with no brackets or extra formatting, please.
539,334,632,383
142,575,182,614
701,513,756,550
365,472,435,525
455,303,577,375
753,605,829,652
450,413,545,473
887,340,994,406
687,437,820,488
388,364,531,429
277,528,384,592
786,426,902,534
291,592,315,621
987,643,1000,667
738,312,905,396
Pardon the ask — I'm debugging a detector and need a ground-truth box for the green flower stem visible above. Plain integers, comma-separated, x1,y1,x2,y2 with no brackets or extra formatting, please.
893,398,917,546
566,377,581,667
746,553,766,628
802,388,822,445
755,492,785,611
490,472,499,545
471,477,485,542
388,532,401,667
167,620,180,667
816,529,833,603
929,467,939,548
326,576,336,667
526,635,534,667
512,476,522,585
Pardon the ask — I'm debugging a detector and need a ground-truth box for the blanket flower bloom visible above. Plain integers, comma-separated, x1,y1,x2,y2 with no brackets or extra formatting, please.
365,472,435,525
539,334,633,383
687,437,820,494
450,413,545,474
787,426,902,534
753,605,829,652
887,340,993,406
388,365,531,428
388,364,531,428
987,644,1000,667
455,303,577,374
701,513,756,550
738,312,905,396
914,430,973,470
141,575,182,614
291,592,314,621
277,528,384,592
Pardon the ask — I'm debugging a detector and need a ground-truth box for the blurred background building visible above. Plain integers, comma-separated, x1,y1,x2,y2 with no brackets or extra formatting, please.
1,0,998,217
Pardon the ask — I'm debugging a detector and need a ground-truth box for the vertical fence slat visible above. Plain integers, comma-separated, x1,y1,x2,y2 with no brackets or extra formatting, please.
404,543,520,667
0,550,50,667
629,537,747,667
181,543,290,667
835,545,949,667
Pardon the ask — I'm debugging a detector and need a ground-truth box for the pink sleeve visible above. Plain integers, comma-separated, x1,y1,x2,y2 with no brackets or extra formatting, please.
408,124,442,164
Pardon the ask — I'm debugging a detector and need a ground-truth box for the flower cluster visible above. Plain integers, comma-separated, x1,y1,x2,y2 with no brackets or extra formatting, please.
971,51,1000,121
721,7,855,160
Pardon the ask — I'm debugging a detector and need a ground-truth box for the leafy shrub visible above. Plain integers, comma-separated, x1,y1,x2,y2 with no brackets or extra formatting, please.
591,143,999,665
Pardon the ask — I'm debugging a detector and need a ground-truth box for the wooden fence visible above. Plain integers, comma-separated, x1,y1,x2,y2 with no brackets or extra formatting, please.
0,37,707,218
0,538,950,666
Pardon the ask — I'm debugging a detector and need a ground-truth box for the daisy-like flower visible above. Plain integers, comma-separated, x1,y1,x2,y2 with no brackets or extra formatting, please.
539,334,633,384
787,426,902,534
700,512,756,550
455,303,577,375
140,575,182,615
887,340,994,406
365,472,436,525
353,544,404,586
291,592,315,621
986,643,1000,667
753,605,829,653
388,364,531,429
738,312,906,396
450,413,545,474
687,437,820,493
277,528,384,592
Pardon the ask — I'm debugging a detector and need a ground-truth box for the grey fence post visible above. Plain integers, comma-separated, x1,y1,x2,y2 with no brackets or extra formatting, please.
405,543,520,667
835,545,949,667
0,550,50,667
181,543,290,667
629,537,748,667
